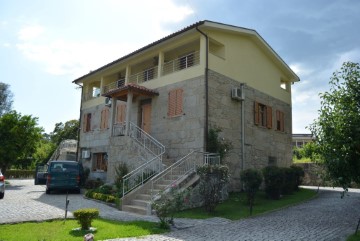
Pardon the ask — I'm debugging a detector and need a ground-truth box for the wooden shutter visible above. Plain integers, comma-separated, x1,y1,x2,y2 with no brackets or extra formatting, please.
254,102,259,125
116,104,126,123
83,114,87,132
176,89,183,115
168,90,176,117
105,108,109,129
266,106,272,129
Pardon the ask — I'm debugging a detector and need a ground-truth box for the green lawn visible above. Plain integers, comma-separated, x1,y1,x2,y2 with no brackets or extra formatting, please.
348,233,360,241
0,218,166,241
174,188,317,220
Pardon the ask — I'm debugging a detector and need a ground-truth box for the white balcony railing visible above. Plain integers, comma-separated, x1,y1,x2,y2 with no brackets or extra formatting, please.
162,51,200,76
128,66,158,85
102,78,125,94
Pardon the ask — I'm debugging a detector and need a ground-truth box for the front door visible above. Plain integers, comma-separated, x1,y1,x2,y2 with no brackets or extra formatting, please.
141,103,152,133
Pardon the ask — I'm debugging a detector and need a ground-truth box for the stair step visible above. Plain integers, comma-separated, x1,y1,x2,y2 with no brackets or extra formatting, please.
132,199,150,207
135,194,151,201
122,204,148,215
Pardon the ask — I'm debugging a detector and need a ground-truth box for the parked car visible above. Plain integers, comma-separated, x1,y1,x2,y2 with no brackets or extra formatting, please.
0,170,5,199
35,160,83,194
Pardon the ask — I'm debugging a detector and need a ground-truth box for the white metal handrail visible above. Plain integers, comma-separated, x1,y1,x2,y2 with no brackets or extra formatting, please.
150,150,203,200
128,66,158,85
102,78,125,94
162,51,200,76
129,122,165,156
121,122,165,197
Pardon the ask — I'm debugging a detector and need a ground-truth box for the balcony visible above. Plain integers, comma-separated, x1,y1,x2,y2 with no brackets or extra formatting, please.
163,51,200,75
101,51,200,97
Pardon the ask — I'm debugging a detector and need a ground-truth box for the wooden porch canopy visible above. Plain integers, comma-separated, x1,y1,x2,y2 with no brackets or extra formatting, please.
102,83,159,101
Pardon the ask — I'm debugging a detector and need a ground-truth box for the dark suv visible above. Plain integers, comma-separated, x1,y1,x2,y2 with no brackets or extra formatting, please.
35,160,83,194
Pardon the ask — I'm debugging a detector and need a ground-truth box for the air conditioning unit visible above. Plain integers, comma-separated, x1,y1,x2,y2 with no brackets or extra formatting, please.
82,150,91,159
231,87,244,100
105,97,112,107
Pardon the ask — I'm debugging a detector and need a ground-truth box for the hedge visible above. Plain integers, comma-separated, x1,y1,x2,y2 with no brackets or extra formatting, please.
5,170,34,179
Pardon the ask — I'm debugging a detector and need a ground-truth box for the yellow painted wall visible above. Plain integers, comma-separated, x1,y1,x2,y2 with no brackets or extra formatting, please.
206,29,292,104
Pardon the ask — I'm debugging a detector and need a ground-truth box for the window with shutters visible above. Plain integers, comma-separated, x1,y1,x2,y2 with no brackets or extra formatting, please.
116,103,126,124
276,110,285,132
93,153,107,171
168,89,183,117
100,108,109,130
254,102,272,129
83,113,92,132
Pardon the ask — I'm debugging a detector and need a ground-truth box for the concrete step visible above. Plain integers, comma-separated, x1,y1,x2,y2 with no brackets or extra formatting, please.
132,199,150,208
122,204,147,215
135,193,151,201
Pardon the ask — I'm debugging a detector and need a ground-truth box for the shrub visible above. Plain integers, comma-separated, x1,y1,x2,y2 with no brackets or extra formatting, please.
98,184,113,195
152,185,190,229
207,127,233,161
197,164,229,213
240,169,262,215
290,165,305,190
6,169,33,179
115,162,129,190
262,166,284,200
73,208,99,230
282,167,296,194
84,179,104,189
85,190,116,203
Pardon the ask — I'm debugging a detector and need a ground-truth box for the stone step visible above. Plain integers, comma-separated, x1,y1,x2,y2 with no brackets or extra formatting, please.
132,199,150,208
122,204,147,215
135,193,151,201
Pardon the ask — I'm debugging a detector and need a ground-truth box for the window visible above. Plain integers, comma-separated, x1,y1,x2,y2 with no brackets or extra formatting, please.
83,113,92,132
100,108,109,130
179,53,194,70
254,102,272,129
116,103,126,123
92,87,101,98
93,153,107,171
276,110,285,132
168,89,183,117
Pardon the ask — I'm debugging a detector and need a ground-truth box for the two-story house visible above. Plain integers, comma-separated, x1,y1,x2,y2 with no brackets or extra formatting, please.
73,20,299,214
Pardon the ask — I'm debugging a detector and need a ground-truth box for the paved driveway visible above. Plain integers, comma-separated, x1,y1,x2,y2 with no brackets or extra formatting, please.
0,179,359,241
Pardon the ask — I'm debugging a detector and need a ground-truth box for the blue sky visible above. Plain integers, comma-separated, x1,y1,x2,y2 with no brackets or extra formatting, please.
1,0,359,134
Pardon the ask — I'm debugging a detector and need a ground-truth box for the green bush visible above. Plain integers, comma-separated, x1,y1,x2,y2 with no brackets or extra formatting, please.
115,162,129,190
240,168,262,215
197,164,229,213
5,169,34,179
262,166,284,200
85,190,116,203
98,184,113,194
290,165,305,190
73,208,99,230
152,186,190,229
282,167,296,194
84,179,104,189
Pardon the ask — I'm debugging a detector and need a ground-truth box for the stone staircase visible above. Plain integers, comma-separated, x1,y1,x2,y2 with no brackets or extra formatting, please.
121,151,204,215
122,168,199,215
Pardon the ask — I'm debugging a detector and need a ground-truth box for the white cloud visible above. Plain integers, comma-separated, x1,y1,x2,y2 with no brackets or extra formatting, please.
18,25,45,40
15,0,194,77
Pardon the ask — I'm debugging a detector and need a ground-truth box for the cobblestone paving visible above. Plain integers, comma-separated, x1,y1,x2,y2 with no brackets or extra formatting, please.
0,180,359,241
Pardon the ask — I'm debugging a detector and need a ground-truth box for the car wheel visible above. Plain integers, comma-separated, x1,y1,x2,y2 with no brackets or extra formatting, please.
45,189,51,194
0,192,4,199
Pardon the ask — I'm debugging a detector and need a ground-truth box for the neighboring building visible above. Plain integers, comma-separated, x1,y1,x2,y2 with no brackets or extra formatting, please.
292,134,313,148
73,20,299,213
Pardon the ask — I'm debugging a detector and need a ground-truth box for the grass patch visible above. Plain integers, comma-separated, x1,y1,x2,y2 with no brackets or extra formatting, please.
292,157,313,163
174,188,316,220
348,233,360,241
0,218,166,241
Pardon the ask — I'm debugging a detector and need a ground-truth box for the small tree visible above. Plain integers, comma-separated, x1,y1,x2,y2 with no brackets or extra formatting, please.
197,164,229,213
310,62,360,189
207,127,233,161
73,208,99,230
152,186,189,229
240,169,262,215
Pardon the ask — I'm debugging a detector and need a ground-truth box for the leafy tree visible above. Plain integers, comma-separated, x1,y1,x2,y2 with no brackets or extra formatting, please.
50,119,79,145
240,168,262,215
309,61,360,189
0,82,13,116
32,138,56,165
0,111,43,173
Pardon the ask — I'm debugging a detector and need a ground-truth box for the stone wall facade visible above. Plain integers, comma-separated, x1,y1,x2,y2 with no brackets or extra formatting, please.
208,70,293,191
